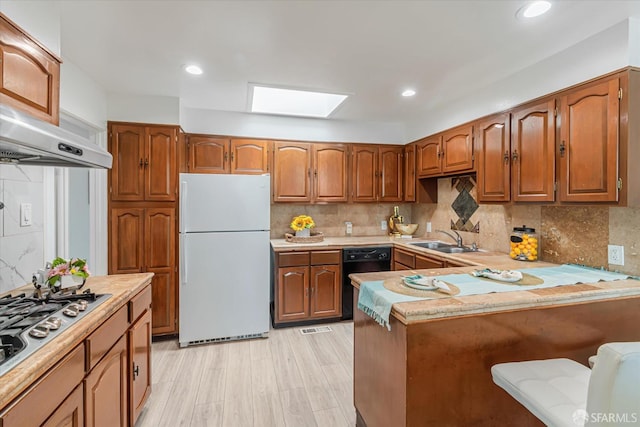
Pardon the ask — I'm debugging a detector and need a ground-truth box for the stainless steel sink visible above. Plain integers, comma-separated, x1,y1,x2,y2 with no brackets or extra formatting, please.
408,241,454,249
431,246,476,254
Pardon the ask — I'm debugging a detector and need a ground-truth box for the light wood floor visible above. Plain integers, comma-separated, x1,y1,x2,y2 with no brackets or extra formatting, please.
135,321,355,427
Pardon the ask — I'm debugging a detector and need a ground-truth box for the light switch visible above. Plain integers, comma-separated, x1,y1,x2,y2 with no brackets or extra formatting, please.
20,203,32,227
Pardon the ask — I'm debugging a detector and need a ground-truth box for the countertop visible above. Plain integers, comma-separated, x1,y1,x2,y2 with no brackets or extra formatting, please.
0,273,153,410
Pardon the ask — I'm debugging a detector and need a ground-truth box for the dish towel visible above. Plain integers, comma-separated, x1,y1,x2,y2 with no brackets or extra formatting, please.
357,280,423,330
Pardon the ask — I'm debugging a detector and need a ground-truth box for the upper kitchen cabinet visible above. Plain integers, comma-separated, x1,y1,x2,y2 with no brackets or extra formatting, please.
441,125,474,174
273,141,313,202
417,136,442,177
476,113,511,202
186,135,271,175
351,145,403,202
313,144,349,202
511,99,556,202
109,123,178,202
404,144,416,202
0,13,61,125
558,77,620,203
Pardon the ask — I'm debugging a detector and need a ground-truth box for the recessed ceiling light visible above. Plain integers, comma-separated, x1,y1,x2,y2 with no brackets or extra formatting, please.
516,1,552,19
402,89,416,97
249,84,348,118
184,65,203,75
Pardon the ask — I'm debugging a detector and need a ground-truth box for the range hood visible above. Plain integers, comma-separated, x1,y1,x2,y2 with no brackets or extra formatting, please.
0,104,112,169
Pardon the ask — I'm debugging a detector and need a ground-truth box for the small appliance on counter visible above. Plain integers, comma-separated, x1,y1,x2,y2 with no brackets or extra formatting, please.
509,225,539,261
388,206,404,236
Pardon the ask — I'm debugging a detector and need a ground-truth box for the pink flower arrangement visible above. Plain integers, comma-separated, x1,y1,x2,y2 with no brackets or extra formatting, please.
47,257,91,288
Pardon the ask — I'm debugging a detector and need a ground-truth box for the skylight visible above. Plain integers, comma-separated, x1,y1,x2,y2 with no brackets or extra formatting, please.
249,84,348,118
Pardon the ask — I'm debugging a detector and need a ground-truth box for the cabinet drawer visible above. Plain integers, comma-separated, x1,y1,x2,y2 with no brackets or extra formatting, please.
394,261,413,271
394,249,415,269
0,343,85,427
278,252,310,267
415,254,444,269
86,305,128,371
310,250,341,265
129,285,152,324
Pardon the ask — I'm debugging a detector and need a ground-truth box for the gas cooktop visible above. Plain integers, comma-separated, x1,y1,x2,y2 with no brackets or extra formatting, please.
0,289,110,377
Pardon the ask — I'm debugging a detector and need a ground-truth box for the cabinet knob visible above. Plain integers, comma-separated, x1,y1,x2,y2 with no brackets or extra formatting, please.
559,141,566,157
133,362,139,379
504,151,510,163
144,159,149,168
139,158,143,168
512,149,519,161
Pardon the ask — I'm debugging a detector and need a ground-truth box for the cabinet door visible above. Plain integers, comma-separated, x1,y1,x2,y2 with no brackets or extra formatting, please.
277,266,310,321
404,144,416,202
129,309,152,426
415,254,444,269
559,78,620,202
145,126,177,201
109,208,144,274
188,135,230,174
42,384,84,427
273,142,313,202
476,113,511,202
0,15,60,125
417,136,442,177
379,146,403,202
351,145,378,202
511,99,556,202
310,265,341,318
442,125,474,174
84,336,128,427
314,144,349,202
231,139,270,174
109,125,145,201
149,271,175,335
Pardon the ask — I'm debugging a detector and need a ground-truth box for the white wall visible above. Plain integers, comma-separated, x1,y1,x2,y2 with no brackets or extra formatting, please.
405,18,634,141
180,107,405,144
0,1,60,55
60,59,108,129
108,93,180,124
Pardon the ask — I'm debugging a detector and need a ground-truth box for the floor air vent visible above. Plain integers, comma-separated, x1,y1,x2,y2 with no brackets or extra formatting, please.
300,326,332,335
179,332,268,347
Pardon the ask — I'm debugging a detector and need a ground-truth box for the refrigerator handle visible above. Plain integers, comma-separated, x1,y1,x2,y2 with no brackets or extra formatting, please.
180,233,187,286
180,180,187,234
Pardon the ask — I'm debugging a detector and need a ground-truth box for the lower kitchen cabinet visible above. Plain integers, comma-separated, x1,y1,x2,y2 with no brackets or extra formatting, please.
274,250,342,326
129,309,152,425
43,384,84,427
393,247,468,270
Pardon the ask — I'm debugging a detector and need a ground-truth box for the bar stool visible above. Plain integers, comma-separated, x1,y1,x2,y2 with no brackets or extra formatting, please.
491,342,640,426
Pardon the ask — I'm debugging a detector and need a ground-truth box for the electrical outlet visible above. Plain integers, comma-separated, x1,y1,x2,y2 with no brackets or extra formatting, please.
381,220,387,231
608,245,624,266
426,222,432,233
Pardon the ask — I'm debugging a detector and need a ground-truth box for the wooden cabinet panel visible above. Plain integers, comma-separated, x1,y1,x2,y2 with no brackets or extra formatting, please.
442,125,474,173
310,265,341,318
277,266,310,321
379,146,403,202
84,336,128,427
393,261,412,271
0,14,60,124
109,125,145,201
278,252,310,267
314,144,349,202
351,145,378,202
559,78,620,202
148,271,175,335
476,113,511,202
86,305,128,371
415,254,444,269
145,208,175,270
417,136,442,177
42,384,84,427
109,208,144,274
511,99,556,202
273,142,313,202
394,249,415,269
188,135,230,174
231,139,270,174
404,144,416,202
310,250,341,265
0,344,84,427
129,309,152,426
146,126,177,201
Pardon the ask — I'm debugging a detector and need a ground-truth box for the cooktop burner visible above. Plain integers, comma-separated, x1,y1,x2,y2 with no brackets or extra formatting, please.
0,289,110,377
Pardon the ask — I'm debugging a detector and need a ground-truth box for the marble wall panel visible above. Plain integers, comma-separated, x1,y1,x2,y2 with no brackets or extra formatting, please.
0,232,43,293
609,207,640,275
541,206,608,268
0,164,43,182
2,179,44,236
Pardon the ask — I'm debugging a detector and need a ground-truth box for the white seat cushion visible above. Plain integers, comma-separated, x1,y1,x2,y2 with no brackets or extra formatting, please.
492,358,591,427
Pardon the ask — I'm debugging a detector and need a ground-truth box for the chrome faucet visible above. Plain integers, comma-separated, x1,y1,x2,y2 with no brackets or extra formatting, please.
435,229,463,247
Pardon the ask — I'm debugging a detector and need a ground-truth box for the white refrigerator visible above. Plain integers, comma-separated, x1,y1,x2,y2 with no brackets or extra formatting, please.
178,173,270,347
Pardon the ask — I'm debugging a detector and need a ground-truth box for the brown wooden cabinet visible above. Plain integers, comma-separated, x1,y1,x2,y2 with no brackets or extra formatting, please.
476,113,511,202
417,136,442,177
109,207,176,335
109,123,178,202
416,126,474,178
0,13,61,125
511,99,556,202
559,77,620,202
393,247,466,270
274,250,341,326
43,384,84,427
186,135,271,175
351,145,403,202
313,143,349,202
404,144,416,202
129,292,152,425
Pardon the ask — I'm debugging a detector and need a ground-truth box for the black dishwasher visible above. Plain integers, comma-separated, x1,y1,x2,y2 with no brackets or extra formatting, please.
342,246,392,320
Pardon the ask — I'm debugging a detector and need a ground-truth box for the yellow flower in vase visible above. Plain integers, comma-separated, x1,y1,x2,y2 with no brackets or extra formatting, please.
290,215,315,236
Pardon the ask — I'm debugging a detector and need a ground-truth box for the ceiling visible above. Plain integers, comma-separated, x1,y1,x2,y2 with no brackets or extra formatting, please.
57,0,640,125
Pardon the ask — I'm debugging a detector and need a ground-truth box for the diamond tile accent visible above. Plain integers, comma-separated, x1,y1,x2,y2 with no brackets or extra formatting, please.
450,175,480,234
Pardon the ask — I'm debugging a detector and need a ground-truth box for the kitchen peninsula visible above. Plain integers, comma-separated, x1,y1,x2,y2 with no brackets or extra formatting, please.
349,261,640,427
